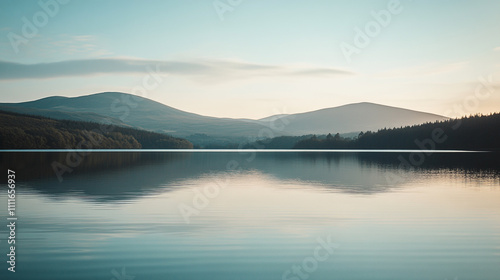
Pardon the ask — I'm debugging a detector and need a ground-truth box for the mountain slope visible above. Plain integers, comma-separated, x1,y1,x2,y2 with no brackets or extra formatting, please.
0,105,129,126
0,110,193,149
0,92,268,137
0,93,448,138
258,102,449,136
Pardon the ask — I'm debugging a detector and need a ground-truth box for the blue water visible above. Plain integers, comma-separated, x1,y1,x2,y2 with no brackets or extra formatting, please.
0,152,499,280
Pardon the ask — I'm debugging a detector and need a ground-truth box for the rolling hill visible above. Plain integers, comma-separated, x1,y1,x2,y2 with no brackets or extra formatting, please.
256,102,449,136
0,92,449,139
0,92,267,138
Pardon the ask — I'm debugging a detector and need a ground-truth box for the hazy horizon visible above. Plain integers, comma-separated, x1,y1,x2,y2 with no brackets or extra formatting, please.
1,0,499,119
4,91,454,120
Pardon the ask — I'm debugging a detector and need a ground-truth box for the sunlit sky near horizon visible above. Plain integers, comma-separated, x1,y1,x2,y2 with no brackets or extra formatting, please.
0,0,499,119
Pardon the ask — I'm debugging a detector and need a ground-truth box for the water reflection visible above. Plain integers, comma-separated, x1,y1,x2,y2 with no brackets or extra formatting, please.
1,152,498,202
0,152,499,280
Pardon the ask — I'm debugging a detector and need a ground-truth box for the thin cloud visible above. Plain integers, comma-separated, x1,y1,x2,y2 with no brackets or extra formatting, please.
292,68,354,76
376,61,469,79
0,58,354,81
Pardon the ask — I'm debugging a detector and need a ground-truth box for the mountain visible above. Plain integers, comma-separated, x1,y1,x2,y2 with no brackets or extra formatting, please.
0,92,268,138
257,102,449,136
0,92,448,139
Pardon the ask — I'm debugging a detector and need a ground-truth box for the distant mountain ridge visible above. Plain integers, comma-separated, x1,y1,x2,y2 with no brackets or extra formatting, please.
0,92,267,138
0,92,449,138
260,102,449,136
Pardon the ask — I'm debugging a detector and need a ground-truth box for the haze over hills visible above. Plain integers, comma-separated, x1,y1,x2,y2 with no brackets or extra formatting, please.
0,92,267,138
257,102,449,136
0,92,449,139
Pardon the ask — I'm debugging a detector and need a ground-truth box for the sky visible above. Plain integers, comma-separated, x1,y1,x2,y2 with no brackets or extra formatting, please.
0,0,499,119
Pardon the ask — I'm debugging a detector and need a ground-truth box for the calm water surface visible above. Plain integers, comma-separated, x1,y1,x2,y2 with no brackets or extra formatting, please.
0,152,499,280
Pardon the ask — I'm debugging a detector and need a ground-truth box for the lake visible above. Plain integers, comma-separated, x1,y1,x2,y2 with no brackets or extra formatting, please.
1,151,499,280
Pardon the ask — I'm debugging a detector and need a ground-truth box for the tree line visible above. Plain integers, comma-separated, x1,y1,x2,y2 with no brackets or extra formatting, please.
294,113,500,151
0,110,193,149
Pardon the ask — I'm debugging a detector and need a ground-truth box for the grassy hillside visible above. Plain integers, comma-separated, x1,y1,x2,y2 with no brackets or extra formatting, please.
0,110,193,149
294,113,500,151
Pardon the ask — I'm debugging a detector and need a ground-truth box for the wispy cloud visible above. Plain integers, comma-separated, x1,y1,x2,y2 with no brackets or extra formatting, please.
44,34,112,57
376,61,469,79
0,34,112,61
292,68,353,76
0,58,354,80
494,47,500,52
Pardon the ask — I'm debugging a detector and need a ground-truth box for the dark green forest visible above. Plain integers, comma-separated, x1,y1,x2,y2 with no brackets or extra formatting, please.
2,110,498,151
294,113,500,151
241,135,318,149
0,110,193,149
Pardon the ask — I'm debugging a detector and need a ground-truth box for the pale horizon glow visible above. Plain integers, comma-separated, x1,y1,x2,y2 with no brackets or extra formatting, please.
0,0,499,119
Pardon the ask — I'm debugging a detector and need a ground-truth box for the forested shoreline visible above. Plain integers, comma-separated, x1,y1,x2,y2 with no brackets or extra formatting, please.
2,110,498,151
0,110,193,149
293,113,500,151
